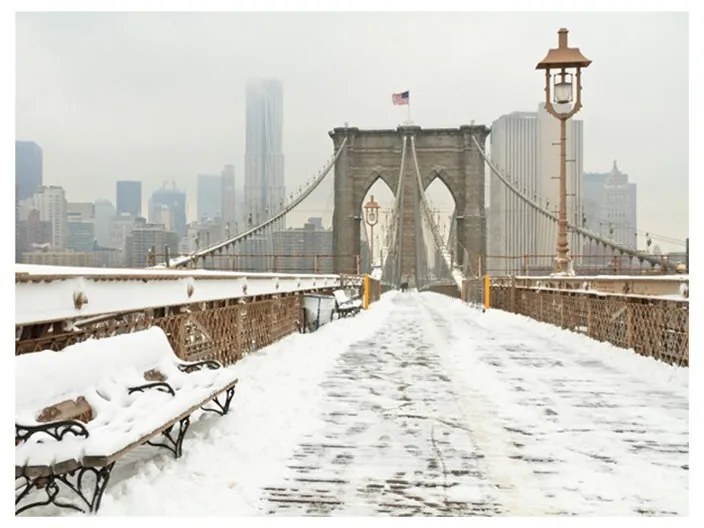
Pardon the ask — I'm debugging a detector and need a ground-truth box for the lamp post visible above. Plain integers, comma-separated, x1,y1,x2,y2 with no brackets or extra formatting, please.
536,28,591,275
364,195,381,269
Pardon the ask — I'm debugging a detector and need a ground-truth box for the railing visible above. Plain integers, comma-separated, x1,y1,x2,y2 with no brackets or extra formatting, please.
16,266,388,362
149,252,362,275
484,253,682,277
15,266,341,362
462,275,689,366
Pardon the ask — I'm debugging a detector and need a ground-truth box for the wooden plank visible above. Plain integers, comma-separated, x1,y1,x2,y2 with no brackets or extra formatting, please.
82,379,238,467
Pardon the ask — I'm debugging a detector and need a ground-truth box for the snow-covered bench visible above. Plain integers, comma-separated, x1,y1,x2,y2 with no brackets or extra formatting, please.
15,327,238,515
333,289,363,318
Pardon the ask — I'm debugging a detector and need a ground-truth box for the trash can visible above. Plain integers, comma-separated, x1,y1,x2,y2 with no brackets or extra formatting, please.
302,294,336,332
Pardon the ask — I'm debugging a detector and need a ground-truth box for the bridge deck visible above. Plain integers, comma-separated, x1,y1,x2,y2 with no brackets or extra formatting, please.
41,291,687,516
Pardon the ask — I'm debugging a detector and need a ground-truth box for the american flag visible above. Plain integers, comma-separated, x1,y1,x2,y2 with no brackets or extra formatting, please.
392,91,409,105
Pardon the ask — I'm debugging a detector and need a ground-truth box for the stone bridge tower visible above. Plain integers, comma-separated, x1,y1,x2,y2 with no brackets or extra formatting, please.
330,125,490,285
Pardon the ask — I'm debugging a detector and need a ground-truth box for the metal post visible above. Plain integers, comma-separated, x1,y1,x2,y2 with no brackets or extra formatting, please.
483,274,491,310
370,223,374,271
556,117,570,273
164,245,170,268
686,238,689,272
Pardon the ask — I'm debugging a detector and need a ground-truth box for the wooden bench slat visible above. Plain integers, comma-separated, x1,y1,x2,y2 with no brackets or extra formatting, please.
15,327,240,515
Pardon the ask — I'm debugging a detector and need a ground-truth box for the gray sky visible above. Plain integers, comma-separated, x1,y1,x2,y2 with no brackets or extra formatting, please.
14,10,689,252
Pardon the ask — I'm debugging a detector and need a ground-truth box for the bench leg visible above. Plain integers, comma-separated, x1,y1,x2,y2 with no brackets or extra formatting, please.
201,386,236,416
147,416,190,458
16,463,115,515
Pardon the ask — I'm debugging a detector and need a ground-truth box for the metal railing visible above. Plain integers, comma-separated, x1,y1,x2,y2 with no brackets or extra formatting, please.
462,275,688,366
483,253,683,277
148,251,362,275
15,267,387,362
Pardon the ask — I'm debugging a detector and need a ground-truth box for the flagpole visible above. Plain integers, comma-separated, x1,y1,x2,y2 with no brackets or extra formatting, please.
407,98,411,124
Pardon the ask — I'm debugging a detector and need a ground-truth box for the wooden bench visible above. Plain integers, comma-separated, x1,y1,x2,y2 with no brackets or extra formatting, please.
332,289,363,318
15,327,239,515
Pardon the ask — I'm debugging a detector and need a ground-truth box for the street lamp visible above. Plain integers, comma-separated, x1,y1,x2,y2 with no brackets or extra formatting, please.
364,195,381,268
536,28,591,275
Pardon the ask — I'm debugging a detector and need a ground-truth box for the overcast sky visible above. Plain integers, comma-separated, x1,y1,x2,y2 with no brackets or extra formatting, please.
14,9,689,252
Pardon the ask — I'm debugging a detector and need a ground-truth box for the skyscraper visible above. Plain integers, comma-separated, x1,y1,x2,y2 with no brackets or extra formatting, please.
116,181,142,217
94,199,115,247
488,104,583,274
149,184,186,237
221,164,236,238
583,161,637,249
197,174,222,222
30,185,68,249
245,78,285,225
15,141,43,201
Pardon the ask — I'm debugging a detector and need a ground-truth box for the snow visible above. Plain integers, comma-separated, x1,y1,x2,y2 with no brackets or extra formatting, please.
15,327,239,468
333,289,363,310
15,264,340,325
16,291,689,516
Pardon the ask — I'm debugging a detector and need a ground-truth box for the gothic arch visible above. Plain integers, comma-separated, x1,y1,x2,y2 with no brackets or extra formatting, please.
330,125,490,282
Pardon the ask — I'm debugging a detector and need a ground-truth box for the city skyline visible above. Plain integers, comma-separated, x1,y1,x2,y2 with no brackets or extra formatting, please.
13,10,689,252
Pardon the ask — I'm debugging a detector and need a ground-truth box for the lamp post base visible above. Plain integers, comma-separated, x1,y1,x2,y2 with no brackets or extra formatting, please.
552,256,575,277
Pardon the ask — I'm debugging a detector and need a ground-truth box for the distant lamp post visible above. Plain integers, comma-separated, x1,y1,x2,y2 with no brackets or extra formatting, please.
364,195,381,268
536,27,591,275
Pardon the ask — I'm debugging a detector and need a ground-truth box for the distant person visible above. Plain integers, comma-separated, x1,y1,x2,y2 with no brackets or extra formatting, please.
400,281,408,292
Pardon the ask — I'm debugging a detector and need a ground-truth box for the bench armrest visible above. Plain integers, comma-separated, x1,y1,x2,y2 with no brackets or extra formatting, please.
128,381,176,397
178,360,222,373
16,420,90,444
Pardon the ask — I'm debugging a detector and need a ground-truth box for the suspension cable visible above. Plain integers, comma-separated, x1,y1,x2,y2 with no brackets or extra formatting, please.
383,135,408,283
410,136,465,288
470,135,674,272
169,136,348,268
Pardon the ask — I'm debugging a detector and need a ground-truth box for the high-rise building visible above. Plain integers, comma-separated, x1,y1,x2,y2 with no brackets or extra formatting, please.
221,164,237,238
583,161,637,249
15,141,43,201
488,104,583,274
94,199,115,247
149,185,187,237
108,213,136,261
116,181,142,217
67,202,95,221
29,185,68,249
272,218,333,273
124,220,179,268
16,209,51,259
245,78,285,225
67,220,95,252
488,111,538,274
197,174,222,222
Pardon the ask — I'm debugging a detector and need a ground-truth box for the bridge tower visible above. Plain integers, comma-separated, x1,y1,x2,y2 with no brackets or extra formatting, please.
330,125,490,285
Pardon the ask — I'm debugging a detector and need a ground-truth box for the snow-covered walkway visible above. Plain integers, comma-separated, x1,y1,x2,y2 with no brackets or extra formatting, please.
62,291,687,516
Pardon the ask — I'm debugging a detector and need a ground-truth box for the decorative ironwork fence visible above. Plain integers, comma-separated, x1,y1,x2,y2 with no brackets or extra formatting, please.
462,276,688,367
16,294,304,366
16,268,390,365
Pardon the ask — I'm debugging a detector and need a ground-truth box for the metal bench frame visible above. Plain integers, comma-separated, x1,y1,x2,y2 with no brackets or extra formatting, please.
333,289,362,318
15,358,237,515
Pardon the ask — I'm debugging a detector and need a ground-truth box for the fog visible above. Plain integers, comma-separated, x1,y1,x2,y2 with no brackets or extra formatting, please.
14,10,689,252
